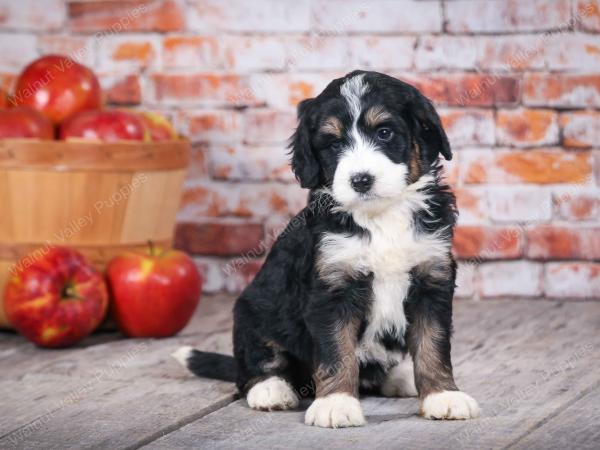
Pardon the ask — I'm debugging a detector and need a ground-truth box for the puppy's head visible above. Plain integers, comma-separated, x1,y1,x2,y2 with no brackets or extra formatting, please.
290,70,451,210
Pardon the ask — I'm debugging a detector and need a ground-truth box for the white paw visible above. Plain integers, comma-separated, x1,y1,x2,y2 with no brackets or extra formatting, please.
246,376,299,411
421,390,480,420
381,357,417,397
305,393,366,428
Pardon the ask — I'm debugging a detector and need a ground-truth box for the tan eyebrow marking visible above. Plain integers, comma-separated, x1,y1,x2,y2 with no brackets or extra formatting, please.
365,105,392,127
319,116,343,137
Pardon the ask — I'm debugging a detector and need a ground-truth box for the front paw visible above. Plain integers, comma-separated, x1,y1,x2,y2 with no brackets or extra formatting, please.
420,390,480,420
305,393,366,428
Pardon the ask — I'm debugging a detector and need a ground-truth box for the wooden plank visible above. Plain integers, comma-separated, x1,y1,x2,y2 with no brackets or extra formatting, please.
508,385,600,450
0,294,237,449
141,300,600,450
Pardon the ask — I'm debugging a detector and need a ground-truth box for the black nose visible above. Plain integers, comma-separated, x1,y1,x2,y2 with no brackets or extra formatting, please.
350,172,375,193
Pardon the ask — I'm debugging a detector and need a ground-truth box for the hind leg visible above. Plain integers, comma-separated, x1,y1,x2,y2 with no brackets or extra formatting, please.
380,354,418,397
234,322,299,411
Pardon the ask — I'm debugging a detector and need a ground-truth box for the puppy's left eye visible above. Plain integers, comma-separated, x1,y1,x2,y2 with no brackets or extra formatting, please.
376,127,393,142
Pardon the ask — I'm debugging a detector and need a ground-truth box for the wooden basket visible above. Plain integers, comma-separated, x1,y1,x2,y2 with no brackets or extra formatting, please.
0,139,190,328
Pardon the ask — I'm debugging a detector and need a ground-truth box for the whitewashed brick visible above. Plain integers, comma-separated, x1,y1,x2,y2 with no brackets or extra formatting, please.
480,261,543,298
311,0,442,33
488,187,553,223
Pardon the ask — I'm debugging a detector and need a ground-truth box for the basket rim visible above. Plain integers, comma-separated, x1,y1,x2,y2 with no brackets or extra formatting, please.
0,139,190,171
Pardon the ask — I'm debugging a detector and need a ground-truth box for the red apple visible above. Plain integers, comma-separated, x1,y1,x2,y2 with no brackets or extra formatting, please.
138,111,178,142
107,244,201,338
0,106,54,139
4,247,109,348
59,110,146,142
0,88,8,108
13,55,102,124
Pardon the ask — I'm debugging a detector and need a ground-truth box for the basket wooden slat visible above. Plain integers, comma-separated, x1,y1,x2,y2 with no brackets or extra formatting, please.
0,140,190,328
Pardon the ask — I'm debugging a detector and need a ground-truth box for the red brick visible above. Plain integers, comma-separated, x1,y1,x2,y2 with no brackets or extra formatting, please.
560,112,600,148
545,262,600,299
175,221,264,256
488,187,552,223
178,110,243,143
524,74,600,108
163,36,222,70
100,73,141,105
462,150,592,185
479,261,543,298
526,226,600,260
68,0,184,32
187,0,310,32
0,0,65,31
312,0,442,33
576,0,600,32
453,226,524,260
178,181,306,221
446,0,571,33
401,74,520,107
208,145,293,182
454,188,487,224
440,109,495,147
496,109,559,148
150,73,258,107
554,192,600,221
99,36,158,70
243,109,296,145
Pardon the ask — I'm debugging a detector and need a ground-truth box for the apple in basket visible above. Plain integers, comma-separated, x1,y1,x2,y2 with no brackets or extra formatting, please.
138,111,178,142
12,55,102,125
0,106,54,139
107,243,202,338
59,110,146,142
0,88,8,108
4,247,109,348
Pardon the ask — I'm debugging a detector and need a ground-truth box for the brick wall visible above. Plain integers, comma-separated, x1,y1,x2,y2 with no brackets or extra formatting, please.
1,0,599,300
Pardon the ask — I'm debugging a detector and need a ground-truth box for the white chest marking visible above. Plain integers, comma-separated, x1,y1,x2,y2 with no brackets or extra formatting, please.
317,178,450,366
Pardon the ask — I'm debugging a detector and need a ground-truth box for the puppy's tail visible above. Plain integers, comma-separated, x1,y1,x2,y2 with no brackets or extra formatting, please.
172,346,237,383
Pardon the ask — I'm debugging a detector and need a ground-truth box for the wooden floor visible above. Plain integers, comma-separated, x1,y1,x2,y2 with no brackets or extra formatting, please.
1,295,599,450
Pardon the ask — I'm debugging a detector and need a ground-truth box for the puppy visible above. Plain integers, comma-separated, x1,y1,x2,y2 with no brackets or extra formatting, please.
174,70,480,428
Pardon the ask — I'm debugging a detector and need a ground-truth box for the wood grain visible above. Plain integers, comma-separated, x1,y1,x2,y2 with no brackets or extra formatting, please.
0,294,237,449
143,300,600,450
1,299,599,450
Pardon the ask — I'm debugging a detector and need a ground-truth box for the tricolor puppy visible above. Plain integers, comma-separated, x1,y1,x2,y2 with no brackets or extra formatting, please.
174,70,480,428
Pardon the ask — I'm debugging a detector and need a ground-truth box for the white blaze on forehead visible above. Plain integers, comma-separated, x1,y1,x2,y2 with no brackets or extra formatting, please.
341,74,369,121
333,74,411,210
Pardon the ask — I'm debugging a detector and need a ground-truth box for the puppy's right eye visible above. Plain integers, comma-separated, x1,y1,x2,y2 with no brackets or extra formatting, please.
330,140,344,151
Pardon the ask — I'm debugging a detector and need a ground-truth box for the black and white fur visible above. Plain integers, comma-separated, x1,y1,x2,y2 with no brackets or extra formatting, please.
173,71,479,428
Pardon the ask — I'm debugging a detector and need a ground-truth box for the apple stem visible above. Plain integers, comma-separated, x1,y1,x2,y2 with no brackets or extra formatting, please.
148,240,156,256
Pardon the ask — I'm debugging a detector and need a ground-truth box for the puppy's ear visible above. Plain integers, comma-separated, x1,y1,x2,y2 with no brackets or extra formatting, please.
408,93,452,162
290,98,321,189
